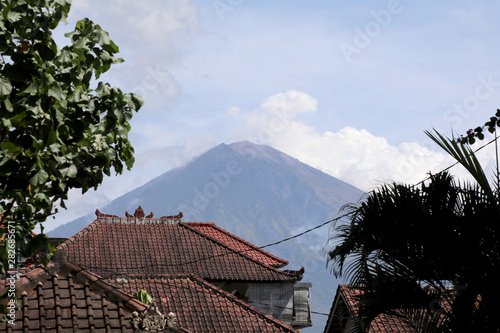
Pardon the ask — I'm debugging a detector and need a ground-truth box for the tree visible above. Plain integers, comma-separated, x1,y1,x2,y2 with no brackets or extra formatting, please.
328,130,500,332
0,0,143,273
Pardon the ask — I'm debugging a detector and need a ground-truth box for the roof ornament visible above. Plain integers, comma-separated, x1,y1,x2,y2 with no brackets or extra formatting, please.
95,209,118,218
131,306,178,331
160,211,183,221
134,206,145,218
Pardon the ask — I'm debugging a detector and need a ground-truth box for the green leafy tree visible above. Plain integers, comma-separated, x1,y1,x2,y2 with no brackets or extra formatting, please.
328,130,500,332
0,0,143,272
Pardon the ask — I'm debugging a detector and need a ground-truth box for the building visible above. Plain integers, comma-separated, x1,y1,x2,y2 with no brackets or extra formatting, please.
44,206,311,331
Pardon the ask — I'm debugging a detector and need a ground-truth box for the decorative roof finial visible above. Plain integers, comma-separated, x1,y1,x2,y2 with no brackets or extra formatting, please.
134,206,145,219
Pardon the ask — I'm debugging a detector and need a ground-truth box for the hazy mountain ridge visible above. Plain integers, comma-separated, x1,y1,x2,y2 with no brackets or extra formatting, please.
48,141,364,333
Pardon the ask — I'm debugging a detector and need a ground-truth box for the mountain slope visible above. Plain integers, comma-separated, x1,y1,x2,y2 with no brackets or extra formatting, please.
48,141,364,332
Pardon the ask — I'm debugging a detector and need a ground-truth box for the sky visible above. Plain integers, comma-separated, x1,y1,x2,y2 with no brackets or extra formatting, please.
44,0,500,231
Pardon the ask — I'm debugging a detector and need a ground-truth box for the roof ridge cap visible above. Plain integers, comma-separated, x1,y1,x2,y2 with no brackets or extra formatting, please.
63,261,148,313
56,217,106,250
178,223,301,281
184,222,289,266
112,273,195,279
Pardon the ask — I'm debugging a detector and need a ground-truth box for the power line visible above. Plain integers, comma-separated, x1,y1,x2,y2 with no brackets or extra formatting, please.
82,213,351,274
413,135,499,188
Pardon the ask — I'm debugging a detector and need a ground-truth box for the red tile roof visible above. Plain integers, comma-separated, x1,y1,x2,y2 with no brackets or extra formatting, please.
110,274,298,333
57,211,302,283
184,222,288,267
324,285,418,333
0,254,190,332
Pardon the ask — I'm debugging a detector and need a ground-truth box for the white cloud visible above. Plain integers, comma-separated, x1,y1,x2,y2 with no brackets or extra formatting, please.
260,90,318,115
228,90,459,191
224,106,241,117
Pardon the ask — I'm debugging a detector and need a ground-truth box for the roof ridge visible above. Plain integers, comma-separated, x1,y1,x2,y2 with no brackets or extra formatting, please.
63,261,148,313
179,223,302,281
183,222,289,266
56,216,106,250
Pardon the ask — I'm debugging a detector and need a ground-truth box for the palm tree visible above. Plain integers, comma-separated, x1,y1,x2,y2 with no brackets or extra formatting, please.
328,130,500,332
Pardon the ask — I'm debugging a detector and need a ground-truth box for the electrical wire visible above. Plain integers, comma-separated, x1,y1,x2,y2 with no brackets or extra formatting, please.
414,134,499,188
81,213,351,274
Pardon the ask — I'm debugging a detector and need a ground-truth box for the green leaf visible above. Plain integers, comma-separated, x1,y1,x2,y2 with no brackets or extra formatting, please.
124,93,144,111
106,39,120,53
7,11,22,23
93,29,111,47
21,82,40,96
125,155,135,170
47,129,58,145
41,72,56,88
133,290,153,305
48,85,67,100
60,164,78,178
1,117,12,128
0,76,12,96
3,98,13,112
56,49,74,65
29,169,49,186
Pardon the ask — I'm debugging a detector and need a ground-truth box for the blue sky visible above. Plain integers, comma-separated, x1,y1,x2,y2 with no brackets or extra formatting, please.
46,0,500,231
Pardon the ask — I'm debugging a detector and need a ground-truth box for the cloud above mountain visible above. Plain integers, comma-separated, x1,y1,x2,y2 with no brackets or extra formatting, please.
225,90,456,190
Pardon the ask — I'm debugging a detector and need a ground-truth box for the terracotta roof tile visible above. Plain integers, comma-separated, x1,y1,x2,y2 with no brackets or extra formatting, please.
57,214,302,282
183,222,288,267
0,259,156,332
110,274,298,333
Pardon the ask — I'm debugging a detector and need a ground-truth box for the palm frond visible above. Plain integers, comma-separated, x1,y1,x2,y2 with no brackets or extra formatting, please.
425,129,493,198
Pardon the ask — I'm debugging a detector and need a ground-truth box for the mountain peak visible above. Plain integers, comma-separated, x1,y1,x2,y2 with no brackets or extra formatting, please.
226,141,300,167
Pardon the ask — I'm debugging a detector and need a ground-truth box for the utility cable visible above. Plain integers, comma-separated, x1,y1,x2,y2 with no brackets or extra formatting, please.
81,213,351,274
413,135,499,188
